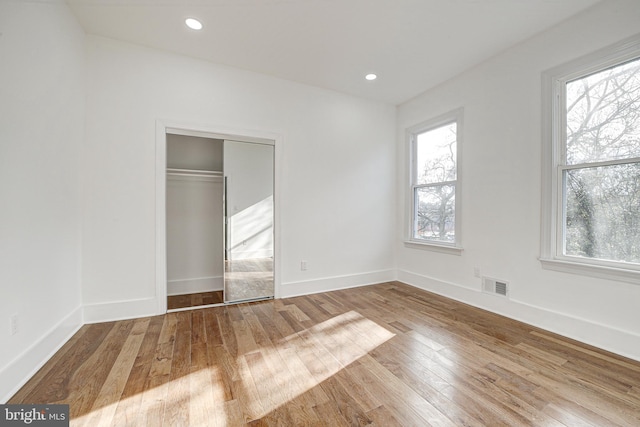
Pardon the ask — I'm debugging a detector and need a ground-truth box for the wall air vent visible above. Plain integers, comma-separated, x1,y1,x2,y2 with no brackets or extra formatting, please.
482,277,509,297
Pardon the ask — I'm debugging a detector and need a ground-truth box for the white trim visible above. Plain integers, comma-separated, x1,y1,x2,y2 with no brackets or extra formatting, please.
398,269,640,362
280,269,396,298
165,126,275,146
561,156,640,170
0,306,83,403
539,258,640,284
545,34,640,85
83,297,158,323
403,240,463,255
541,34,640,281
156,119,283,311
155,121,168,313
167,276,224,296
406,107,464,251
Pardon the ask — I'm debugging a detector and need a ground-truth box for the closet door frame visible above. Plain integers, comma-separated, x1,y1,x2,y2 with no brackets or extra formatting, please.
155,120,281,314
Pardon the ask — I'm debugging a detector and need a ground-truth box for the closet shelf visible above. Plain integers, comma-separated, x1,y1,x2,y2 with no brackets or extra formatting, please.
167,168,223,178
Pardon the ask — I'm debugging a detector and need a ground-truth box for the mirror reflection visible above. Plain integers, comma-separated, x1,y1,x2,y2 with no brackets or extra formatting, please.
223,140,274,303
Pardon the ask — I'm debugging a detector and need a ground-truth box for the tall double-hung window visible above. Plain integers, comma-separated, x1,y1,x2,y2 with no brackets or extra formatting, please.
408,109,462,252
542,36,640,281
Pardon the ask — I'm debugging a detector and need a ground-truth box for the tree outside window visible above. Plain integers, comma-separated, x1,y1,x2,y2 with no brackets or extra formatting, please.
410,111,461,248
562,57,640,265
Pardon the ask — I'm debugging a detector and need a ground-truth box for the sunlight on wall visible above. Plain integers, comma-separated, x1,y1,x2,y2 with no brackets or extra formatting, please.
229,196,273,260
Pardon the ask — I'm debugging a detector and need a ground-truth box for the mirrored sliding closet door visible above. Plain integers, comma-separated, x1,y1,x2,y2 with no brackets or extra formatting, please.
223,140,274,303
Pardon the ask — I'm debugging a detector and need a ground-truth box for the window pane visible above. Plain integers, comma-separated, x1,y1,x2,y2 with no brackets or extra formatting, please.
414,185,455,242
416,122,457,184
566,57,640,165
564,163,640,264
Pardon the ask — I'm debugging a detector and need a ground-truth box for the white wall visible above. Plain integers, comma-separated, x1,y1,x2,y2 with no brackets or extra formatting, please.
166,176,224,295
81,36,397,319
396,0,640,361
0,1,85,401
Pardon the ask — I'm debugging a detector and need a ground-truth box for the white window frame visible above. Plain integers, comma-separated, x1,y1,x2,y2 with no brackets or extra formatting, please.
540,35,640,284
405,108,463,255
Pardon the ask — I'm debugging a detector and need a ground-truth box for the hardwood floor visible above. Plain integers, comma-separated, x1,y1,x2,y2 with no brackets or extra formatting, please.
168,258,273,310
10,282,640,426
168,291,224,310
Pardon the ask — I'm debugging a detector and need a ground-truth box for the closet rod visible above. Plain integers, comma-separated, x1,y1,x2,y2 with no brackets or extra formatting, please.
166,168,223,177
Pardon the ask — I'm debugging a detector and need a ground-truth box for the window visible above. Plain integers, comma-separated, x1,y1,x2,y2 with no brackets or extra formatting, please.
408,109,462,252
542,36,640,281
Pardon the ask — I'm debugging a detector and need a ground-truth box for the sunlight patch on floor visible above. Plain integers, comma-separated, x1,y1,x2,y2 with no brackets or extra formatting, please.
239,310,395,419
71,311,394,426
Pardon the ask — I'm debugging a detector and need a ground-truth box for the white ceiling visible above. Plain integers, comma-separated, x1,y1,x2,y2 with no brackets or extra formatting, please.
66,0,602,105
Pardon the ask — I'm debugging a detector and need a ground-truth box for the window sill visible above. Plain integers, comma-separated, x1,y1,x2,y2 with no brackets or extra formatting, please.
404,240,463,256
539,258,640,284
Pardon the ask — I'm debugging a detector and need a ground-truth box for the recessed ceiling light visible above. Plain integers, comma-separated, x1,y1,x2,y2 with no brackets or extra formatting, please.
185,18,203,30
365,73,377,81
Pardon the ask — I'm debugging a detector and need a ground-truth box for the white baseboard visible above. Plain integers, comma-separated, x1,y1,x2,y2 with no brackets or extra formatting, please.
0,306,83,403
280,269,396,298
398,269,640,362
167,276,223,296
83,297,158,324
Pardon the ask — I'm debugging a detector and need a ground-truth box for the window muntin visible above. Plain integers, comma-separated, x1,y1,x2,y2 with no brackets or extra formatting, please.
558,56,640,267
411,118,459,245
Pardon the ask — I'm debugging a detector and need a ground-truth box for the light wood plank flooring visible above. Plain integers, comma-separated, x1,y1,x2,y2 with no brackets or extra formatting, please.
168,291,224,310
168,258,274,311
10,282,640,426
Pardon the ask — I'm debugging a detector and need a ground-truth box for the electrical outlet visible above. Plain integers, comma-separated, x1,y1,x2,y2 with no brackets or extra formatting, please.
10,314,18,335
301,260,308,271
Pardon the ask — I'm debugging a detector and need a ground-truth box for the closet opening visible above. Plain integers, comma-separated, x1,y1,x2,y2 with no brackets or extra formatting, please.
160,128,275,312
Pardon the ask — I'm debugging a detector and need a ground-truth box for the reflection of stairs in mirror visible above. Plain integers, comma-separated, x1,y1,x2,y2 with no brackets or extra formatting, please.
225,257,274,302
